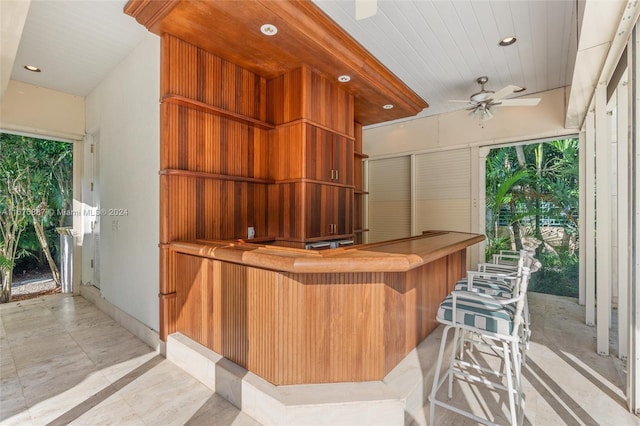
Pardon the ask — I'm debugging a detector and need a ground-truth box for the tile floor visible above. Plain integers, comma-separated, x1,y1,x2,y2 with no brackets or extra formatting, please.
0,294,257,425
1,291,639,425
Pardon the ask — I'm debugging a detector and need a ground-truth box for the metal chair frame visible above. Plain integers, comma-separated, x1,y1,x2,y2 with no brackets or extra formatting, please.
429,267,532,426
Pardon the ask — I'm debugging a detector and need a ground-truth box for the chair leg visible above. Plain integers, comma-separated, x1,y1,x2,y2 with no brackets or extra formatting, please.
502,341,517,426
447,327,461,398
511,340,525,426
429,325,453,425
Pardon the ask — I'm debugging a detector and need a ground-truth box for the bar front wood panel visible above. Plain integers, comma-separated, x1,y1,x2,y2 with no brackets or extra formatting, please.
172,247,466,385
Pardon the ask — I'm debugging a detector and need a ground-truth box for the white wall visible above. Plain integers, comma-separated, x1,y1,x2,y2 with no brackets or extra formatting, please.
84,34,160,331
364,87,574,157
362,86,578,263
0,79,85,140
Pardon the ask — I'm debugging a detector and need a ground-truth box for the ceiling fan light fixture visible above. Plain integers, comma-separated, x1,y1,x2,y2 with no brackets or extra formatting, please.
499,36,517,46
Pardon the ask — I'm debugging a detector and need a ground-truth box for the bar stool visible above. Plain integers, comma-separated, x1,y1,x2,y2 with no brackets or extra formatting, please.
454,250,540,360
429,266,532,426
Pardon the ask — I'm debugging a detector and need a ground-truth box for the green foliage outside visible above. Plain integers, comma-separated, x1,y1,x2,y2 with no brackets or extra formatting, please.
0,133,73,302
485,138,579,297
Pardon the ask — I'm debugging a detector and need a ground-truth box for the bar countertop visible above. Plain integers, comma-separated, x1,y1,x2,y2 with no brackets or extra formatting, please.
168,231,484,273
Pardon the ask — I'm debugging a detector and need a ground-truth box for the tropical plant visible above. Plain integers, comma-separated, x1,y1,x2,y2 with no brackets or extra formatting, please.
0,133,73,302
485,138,579,296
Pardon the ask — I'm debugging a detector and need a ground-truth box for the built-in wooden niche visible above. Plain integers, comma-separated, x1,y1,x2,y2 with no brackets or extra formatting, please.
267,67,355,245
160,35,273,244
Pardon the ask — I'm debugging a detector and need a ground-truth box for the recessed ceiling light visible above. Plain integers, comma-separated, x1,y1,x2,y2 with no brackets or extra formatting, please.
338,75,351,83
383,104,394,109
499,36,517,46
24,65,41,72
513,86,526,93
260,24,278,36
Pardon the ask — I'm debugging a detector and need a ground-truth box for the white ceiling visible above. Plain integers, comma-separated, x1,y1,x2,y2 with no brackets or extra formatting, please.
7,0,580,122
10,0,147,97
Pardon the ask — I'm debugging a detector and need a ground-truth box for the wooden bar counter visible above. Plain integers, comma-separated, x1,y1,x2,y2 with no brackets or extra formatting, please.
165,231,483,386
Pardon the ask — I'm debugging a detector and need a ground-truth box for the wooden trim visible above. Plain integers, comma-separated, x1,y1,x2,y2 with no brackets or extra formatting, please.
354,229,369,233
160,169,275,184
273,178,355,189
168,232,484,273
354,190,369,195
354,151,369,158
162,94,275,130
124,0,428,125
123,0,179,31
275,118,356,141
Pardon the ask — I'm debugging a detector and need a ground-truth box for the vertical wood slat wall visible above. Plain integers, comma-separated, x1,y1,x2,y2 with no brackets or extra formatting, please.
171,249,466,385
159,34,364,338
160,34,272,337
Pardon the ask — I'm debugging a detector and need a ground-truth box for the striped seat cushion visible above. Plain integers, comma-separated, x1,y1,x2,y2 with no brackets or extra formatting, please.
454,277,514,298
437,293,516,334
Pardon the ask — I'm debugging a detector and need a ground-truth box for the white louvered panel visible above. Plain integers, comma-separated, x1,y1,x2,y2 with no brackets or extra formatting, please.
368,156,411,243
415,149,470,200
415,200,471,234
415,149,471,233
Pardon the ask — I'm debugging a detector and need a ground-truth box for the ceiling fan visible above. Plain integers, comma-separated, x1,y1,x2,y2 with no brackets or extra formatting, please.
449,76,541,123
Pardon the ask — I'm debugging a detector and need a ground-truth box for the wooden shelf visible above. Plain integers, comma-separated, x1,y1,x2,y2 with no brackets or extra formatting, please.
354,229,370,233
160,169,275,184
354,151,369,158
162,94,275,130
354,190,369,195
276,118,356,141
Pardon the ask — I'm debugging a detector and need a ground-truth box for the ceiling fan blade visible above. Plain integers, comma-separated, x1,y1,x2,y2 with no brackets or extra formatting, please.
484,108,494,120
491,85,523,101
499,98,541,107
355,0,377,20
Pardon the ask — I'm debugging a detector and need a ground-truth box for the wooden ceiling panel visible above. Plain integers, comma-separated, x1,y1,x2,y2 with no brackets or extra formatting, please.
125,0,428,125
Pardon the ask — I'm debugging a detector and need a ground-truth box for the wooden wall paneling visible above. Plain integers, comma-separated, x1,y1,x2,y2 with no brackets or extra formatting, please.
175,253,207,344
163,35,267,121
306,68,355,136
382,272,409,373
216,261,249,367
163,104,271,179
247,266,277,381
275,272,385,385
159,292,177,341
332,133,354,186
270,123,305,181
305,125,333,182
163,175,197,242
269,182,304,241
414,258,448,344
445,250,466,293
267,67,304,124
